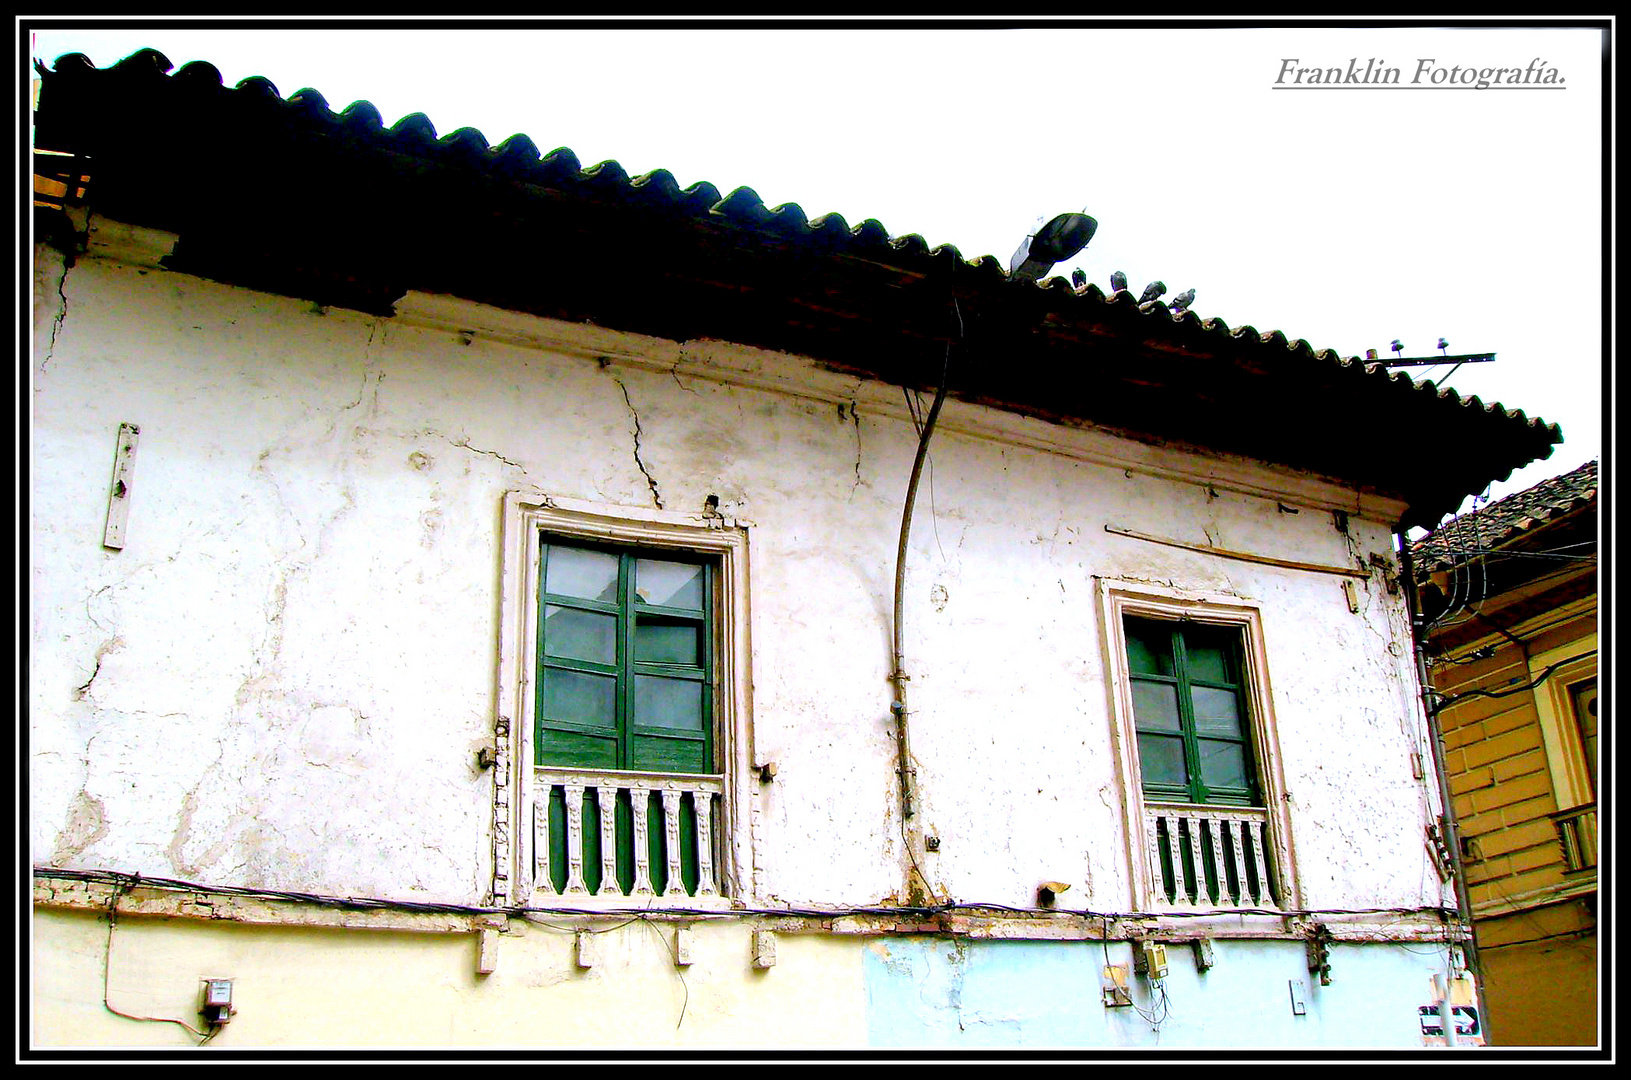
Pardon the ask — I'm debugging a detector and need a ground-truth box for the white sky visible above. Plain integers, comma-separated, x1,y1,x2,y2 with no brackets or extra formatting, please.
27,21,1610,518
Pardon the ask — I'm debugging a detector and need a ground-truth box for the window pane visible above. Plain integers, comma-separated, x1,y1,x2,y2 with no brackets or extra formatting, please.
1124,620,1174,676
1131,679,1181,731
1138,733,1189,788
1191,686,1243,738
635,558,704,610
635,616,701,665
541,668,616,727
1197,739,1250,791
634,675,704,730
544,544,619,602
1183,628,1235,684
543,605,618,665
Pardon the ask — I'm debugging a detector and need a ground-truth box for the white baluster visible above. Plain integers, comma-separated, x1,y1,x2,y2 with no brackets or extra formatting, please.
631,784,655,896
660,787,684,897
533,798,544,889
595,784,619,895
1207,817,1227,907
1185,815,1206,906
1228,817,1250,907
1249,820,1274,908
1145,813,1166,905
562,783,588,895
1165,814,1189,906
694,793,719,896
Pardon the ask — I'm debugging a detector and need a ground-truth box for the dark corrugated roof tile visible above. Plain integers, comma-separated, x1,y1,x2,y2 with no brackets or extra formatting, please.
388,111,439,148
172,60,224,87
234,75,281,100
339,99,384,131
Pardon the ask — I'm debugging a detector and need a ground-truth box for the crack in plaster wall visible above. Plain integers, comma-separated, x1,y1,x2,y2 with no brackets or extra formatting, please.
43,256,70,374
614,375,664,509
444,436,523,471
848,400,863,497
240,361,382,704
72,635,123,699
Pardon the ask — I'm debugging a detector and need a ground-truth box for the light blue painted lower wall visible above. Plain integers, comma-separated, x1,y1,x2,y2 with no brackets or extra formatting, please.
863,936,1453,1048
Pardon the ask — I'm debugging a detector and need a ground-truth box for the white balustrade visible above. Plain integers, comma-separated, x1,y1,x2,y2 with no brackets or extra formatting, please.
1144,803,1278,910
537,768,724,900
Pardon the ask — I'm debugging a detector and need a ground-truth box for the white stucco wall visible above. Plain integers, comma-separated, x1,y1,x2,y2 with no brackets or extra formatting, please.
30,235,1450,916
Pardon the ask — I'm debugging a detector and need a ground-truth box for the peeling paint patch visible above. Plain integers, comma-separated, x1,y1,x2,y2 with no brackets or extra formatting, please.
50,790,108,864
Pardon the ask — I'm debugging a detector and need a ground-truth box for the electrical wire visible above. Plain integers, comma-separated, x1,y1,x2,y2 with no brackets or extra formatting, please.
1427,651,1596,714
636,916,691,1032
1474,927,1594,952
1424,547,1597,563
100,876,216,1045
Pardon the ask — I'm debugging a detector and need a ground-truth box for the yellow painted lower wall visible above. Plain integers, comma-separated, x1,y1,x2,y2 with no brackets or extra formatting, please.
35,903,1489,1051
32,907,868,1050
1476,902,1597,1047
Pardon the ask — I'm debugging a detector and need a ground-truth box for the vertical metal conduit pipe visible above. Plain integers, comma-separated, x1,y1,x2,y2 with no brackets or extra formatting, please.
889,344,951,823
1398,531,1490,1044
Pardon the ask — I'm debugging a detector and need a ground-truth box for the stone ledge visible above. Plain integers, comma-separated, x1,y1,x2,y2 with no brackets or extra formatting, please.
34,873,1466,944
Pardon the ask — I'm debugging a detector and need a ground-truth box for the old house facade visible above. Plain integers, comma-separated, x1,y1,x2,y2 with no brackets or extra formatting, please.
29,50,1561,1050
1414,461,1599,1046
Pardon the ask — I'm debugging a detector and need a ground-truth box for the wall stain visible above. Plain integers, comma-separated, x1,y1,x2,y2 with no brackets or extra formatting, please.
51,789,108,864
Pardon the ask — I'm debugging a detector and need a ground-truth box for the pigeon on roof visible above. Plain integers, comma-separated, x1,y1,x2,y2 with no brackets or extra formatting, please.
1110,270,1128,293
1140,280,1167,304
1071,268,1087,290
1169,289,1196,314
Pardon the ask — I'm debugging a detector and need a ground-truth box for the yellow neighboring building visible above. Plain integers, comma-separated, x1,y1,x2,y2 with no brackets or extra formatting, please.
1415,460,1599,1046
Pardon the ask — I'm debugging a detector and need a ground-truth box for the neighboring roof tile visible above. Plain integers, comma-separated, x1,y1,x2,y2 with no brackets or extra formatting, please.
1414,459,1598,570
32,48,1565,528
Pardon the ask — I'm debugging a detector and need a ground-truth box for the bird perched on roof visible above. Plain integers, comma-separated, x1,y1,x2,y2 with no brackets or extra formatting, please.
1110,270,1128,293
1169,289,1196,314
1140,280,1167,304
1071,268,1087,290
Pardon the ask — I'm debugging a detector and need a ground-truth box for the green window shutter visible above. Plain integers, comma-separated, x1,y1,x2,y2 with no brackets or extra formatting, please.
1125,616,1261,807
536,539,716,775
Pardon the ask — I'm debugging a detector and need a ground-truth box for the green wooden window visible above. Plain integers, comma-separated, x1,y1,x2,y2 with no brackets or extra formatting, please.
1125,616,1261,806
536,538,715,775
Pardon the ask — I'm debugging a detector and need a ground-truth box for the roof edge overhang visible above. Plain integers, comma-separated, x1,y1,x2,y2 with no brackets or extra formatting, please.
31,50,1562,529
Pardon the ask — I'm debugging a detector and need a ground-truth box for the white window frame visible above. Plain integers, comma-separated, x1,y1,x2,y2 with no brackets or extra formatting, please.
493,491,753,908
1528,633,1597,811
1095,578,1301,911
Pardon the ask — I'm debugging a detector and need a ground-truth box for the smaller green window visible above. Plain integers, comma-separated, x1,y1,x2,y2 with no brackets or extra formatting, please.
536,539,715,775
1124,617,1260,807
